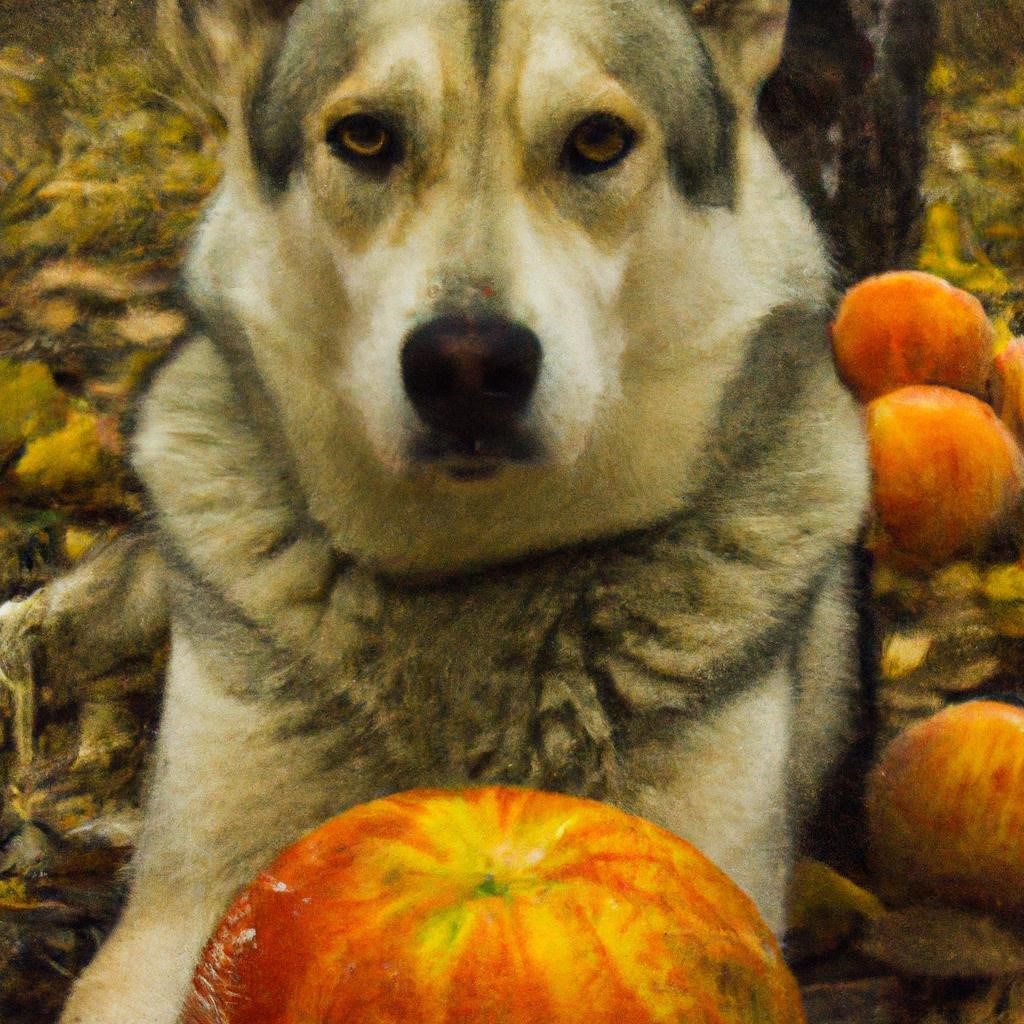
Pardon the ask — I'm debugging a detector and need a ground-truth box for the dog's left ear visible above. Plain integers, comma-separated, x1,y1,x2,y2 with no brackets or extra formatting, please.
685,0,790,111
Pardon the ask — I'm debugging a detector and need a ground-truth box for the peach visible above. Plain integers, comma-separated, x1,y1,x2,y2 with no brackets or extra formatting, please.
867,385,1024,564
992,336,1024,443
866,698,1024,916
832,271,993,403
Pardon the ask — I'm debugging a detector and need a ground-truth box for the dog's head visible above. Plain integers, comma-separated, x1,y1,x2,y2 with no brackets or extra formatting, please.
160,0,823,573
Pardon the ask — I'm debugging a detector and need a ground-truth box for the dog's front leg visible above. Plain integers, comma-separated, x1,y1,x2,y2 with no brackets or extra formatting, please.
624,666,796,934
59,892,223,1024
619,563,859,934
60,628,359,1024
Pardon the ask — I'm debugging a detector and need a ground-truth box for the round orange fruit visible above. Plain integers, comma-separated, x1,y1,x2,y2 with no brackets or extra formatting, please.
182,787,804,1024
867,699,1024,916
831,270,993,402
867,385,1024,564
992,336,1024,443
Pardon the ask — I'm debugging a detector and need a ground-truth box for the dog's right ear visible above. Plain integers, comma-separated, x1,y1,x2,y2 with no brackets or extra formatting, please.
685,0,790,113
157,0,300,125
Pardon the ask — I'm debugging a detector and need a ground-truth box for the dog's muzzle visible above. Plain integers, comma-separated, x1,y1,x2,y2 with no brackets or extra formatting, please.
401,314,542,478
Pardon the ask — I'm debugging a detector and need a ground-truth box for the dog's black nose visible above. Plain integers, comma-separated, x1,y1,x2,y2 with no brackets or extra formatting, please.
401,315,542,437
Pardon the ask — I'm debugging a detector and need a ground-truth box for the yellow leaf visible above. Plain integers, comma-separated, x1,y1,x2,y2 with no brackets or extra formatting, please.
923,202,967,261
880,632,932,679
13,410,108,495
0,359,66,456
930,561,983,599
928,57,957,95
955,262,1011,297
0,876,30,907
992,314,1016,356
918,203,1010,297
63,526,101,562
788,859,885,956
982,563,1024,602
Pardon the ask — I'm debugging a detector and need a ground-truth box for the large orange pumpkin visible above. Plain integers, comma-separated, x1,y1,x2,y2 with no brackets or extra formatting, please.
182,787,804,1024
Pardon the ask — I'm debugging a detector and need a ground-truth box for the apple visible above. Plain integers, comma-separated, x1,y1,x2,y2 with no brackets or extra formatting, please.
181,786,805,1024
831,270,993,403
867,385,1024,564
866,698,1024,916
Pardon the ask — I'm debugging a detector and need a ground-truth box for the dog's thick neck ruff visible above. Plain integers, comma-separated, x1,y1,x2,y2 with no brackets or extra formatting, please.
132,296,866,795
134,0,869,799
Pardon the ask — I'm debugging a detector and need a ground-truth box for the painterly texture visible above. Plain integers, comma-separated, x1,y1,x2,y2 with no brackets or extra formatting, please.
182,787,805,1024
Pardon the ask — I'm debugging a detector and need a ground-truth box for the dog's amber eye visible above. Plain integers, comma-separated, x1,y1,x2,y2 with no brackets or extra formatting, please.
565,114,635,175
326,114,399,170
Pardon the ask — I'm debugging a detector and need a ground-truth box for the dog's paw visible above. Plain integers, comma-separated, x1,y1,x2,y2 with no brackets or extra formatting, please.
59,972,188,1024
0,588,48,773
0,588,47,680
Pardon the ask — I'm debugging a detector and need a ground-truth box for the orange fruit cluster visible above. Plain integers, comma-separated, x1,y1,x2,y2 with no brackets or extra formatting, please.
832,270,1024,566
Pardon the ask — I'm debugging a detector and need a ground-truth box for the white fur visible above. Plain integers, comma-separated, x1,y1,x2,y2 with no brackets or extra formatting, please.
185,112,829,576
627,668,795,933
61,631,365,1024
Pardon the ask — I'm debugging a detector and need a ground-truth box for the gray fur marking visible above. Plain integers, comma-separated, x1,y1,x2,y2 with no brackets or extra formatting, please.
246,0,735,206
601,0,737,206
467,0,501,80
135,300,847,799
177,0,200,34
248,0,359,194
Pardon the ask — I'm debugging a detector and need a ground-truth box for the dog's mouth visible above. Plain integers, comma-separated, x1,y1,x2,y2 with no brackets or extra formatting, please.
408,431,543,482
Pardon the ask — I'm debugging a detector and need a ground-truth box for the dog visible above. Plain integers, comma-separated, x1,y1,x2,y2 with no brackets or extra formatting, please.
53,0,868,1019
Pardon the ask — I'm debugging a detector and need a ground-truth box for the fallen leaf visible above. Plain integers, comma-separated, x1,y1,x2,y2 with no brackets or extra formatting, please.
113,308,186,347
861,906,1024,978
21,297,80,334
12,411,111,498
880,633,933,680
27,260,163,304
929,563,983,599
800,977,901,1024
918,203,1011,296
62,527,100,563
981,563,1024,601
788,859,885,958
0,360,66,461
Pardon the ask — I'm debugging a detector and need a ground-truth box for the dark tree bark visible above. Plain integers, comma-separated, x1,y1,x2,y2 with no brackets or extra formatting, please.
760,0,940,284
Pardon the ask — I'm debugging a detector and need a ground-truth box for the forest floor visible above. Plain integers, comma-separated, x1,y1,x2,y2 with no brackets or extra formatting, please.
1,31,1024,1024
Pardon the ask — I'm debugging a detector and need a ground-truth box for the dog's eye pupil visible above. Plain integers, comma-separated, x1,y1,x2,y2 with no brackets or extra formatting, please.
566,115,634,174
574,121,622,161
326,114,396,167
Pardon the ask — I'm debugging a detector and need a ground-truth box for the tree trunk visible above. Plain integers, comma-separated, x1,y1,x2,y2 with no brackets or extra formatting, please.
760,0,940,283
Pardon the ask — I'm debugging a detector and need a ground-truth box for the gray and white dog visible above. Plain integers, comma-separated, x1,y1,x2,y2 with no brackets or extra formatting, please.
54,0,868,1019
